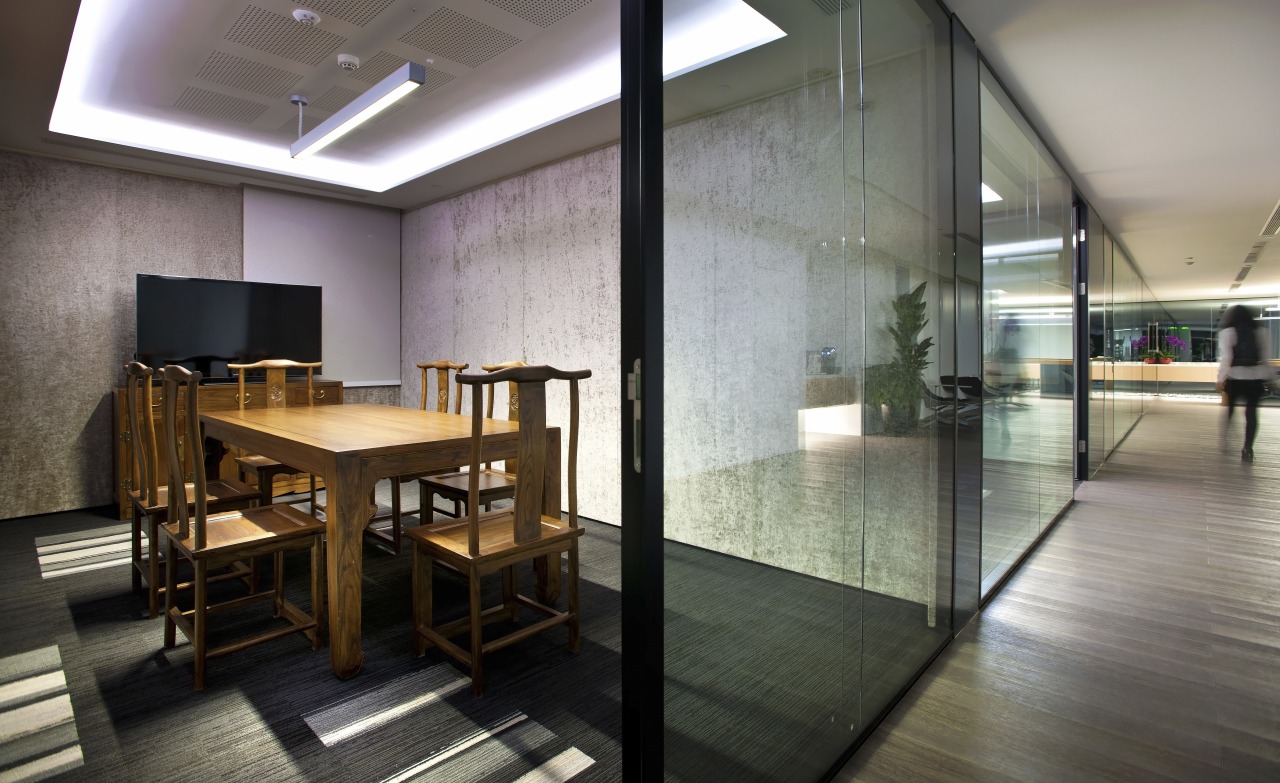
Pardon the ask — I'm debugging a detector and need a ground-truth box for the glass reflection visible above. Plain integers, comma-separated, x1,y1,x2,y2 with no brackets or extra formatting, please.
978,66,1073,593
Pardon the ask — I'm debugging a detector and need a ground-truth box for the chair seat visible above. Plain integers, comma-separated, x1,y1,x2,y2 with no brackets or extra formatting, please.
419,468,515,497
163,504,325,560
130,477,257,516
405,510,581,565
236,453,298,473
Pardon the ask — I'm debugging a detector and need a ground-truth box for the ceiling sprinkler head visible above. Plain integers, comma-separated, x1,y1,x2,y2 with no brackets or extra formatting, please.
292,9,321,25
337,53,360,71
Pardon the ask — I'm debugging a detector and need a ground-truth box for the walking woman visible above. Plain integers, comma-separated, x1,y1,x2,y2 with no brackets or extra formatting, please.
1217,305,1276,461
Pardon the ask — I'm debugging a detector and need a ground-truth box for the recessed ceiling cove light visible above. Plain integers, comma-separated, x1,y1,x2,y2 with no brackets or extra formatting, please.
49,0,786,193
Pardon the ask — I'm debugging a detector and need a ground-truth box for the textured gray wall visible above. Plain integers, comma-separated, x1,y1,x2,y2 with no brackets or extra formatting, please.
401,147,621,525
0,151,243,520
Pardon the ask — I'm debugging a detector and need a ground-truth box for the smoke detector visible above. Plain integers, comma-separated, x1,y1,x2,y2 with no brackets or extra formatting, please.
292,8,321,25
337,53,360,71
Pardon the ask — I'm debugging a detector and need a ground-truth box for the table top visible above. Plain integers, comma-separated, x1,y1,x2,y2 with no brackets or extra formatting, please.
200,403,520,456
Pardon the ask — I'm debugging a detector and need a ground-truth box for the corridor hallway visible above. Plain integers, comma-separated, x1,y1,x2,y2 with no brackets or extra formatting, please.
837,399,1280,781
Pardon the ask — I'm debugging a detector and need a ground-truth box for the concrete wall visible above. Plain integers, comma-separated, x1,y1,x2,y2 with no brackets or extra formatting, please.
0,152,243,519
401,147,621,525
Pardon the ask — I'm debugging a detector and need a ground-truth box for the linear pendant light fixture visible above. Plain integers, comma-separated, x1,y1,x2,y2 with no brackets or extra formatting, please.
291,61,427,159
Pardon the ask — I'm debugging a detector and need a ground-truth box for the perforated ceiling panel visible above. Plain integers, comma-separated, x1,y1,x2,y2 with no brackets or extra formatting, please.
811,0,852,15
174,86,269,124
347,50,407,84
224,6,347,66
299,0,397,27
277,112,326,137
417,69,457,95
484,0,593,28
196,51,303,97
311,84,361,112
398,7,521,68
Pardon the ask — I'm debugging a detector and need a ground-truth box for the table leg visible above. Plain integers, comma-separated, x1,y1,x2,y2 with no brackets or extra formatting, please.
536,428,563,604
327,454,368,678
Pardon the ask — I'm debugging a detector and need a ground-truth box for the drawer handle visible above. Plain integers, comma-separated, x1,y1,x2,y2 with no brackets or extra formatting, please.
312,389,326,400
236,392,252,404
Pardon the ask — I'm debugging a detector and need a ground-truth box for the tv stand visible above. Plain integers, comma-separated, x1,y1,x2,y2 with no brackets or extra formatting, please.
111,377,344,520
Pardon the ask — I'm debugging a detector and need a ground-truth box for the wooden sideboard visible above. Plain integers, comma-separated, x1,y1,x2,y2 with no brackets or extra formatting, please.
111,379,344,520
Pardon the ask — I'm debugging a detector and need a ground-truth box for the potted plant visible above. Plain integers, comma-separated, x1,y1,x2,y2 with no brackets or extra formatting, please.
866,282,933,436
1136,334,1186,364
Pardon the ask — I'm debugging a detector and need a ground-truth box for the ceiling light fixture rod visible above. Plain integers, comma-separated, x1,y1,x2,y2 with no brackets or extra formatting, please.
290,94,309,140
290,62,426,159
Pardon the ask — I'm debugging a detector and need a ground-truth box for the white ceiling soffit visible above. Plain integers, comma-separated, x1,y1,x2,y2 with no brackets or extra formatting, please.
50,0,783,193
947,0,1280,302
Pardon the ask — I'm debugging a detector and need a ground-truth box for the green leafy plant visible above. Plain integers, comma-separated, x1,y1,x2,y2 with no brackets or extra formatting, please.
866,281,934,436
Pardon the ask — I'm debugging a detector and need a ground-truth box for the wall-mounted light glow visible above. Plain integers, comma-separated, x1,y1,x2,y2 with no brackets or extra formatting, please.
993,295,1072,307
981,183,1002,203
983,238,1064,258
291,62,425,159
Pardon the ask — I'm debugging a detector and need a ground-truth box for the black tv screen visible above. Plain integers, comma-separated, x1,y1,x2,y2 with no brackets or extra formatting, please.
136,275,322,381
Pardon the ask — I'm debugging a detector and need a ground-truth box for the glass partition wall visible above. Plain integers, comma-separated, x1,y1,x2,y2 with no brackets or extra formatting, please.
978,66,1074,594
660,0,953,778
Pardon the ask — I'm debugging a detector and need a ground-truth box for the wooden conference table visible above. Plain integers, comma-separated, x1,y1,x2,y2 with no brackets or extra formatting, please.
200,403,562,679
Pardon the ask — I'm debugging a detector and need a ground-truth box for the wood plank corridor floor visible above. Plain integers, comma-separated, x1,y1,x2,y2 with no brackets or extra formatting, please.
837,399,1280,782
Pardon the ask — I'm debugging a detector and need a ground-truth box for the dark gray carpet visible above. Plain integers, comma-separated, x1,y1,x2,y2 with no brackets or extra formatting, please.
0,501,621,783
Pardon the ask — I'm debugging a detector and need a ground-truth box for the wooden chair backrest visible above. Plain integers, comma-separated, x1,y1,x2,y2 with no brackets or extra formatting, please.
481,360,526,473
480,360,527,420
417,360,468,413
124,361,161,506
457,365,590,556
161,365,208,548
227,359,322,411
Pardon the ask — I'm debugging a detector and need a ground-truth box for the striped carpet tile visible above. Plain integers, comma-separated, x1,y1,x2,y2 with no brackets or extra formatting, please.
306,664,595,782
0,646,83,783
34,523,136,579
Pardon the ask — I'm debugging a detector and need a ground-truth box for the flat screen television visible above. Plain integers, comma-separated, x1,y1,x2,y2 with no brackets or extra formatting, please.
135,274,322,382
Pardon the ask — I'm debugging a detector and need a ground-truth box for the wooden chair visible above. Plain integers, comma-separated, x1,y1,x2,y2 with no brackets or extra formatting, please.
157,364,326,691
123,362,258,618
367,360,469,553
229,359,323,512
417,360,526,521
407,365,588,696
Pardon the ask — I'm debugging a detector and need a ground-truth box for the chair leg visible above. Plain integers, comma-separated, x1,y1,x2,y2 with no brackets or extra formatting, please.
419,484,431,525
309,474,319,518
391,479,403,553
131,509,143,594
502,566,518,622
163,538,177,649
273,551,285,617
257,468,273,506
469,567,484,697
310,536,325,649
147,516,162,618
412,544,432,657
568,543,580,653
193,559,208,691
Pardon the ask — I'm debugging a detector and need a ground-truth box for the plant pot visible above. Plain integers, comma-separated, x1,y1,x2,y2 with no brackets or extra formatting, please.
1142,357,1155,364
1157,357,1172,364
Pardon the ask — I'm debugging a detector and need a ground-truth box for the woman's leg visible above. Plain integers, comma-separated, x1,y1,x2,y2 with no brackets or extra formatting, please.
1242,379,1263,455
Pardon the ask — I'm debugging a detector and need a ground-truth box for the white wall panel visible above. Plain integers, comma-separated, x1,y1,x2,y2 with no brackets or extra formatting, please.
243,187,400,385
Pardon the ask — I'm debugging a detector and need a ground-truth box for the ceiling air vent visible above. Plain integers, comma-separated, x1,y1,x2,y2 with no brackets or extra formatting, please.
1261,198,1280,237
1242,242,1265,267
487,0,594,28
399,8,521,69
812,0,853,15
1233,266,1252,284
